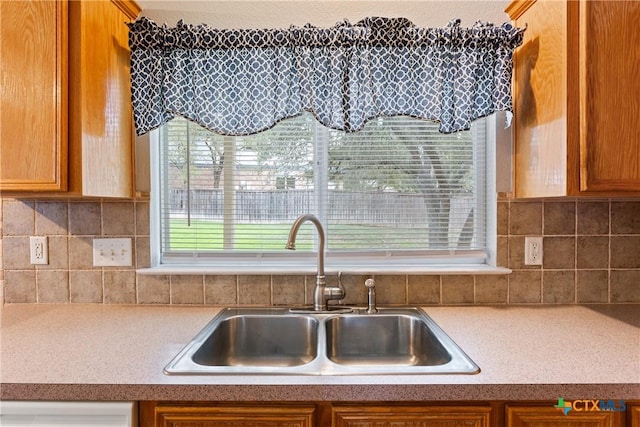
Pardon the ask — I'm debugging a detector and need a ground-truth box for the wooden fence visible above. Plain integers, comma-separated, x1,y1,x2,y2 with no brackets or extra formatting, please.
169,189,474,228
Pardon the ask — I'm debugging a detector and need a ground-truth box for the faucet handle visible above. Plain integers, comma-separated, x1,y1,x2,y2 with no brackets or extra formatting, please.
330,271,346,301
365,278,375,289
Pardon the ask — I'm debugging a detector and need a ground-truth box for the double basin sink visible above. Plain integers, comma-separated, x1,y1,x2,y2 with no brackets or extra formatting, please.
164,307,479,375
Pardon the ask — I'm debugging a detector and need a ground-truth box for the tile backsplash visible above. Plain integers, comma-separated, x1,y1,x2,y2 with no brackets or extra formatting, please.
1,197,639,305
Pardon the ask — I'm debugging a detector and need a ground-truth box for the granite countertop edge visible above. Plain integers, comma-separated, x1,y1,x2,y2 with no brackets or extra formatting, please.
1,382,639,402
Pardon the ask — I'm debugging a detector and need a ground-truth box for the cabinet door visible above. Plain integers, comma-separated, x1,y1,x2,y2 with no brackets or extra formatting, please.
509,0,570,198
0,0,68,191
506,405,624,427
332,405,491,427
508,0,640,197
147,404,315,427
631,405,640,427
68,0,139,197
579,1,640,192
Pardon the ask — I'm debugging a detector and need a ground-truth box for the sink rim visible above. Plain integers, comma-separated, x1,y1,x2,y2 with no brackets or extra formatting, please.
164,306,480,376
164,307,323,375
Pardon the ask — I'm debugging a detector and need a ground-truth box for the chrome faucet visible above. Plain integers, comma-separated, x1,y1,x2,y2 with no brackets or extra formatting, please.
286,214,345,311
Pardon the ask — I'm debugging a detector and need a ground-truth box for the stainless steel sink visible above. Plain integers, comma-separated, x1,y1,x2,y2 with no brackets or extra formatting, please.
164,307,479,375
325,314,452,366
192,314,318,367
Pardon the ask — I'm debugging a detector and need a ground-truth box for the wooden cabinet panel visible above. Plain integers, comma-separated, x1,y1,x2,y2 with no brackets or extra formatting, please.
507,0,640,197
140,401,639,427
141,403,316,427
578,1,640,192
506,405,624,427
0,0,139,197
68,0,138,197
0,0,68,191
510,0,569,198
332,405,491,427
631,405,640,427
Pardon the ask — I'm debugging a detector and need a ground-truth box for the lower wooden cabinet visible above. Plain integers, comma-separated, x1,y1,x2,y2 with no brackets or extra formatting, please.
332,405,491,427
630,405,640,427
139,403,315,427
506,405,624,427
139,401,637,427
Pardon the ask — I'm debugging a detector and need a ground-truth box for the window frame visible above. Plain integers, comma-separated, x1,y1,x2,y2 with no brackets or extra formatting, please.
143,114,507,275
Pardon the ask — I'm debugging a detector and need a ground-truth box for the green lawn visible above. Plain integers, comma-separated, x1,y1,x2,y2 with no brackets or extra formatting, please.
167,219,430,251
168,220,315,250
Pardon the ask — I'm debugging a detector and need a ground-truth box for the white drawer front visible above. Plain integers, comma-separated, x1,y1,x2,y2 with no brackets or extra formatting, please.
0,401,135,427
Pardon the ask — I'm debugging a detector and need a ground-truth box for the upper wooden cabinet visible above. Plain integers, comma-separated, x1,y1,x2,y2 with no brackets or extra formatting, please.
0,0,141,197
1,1,67,191
507,0,640,198
68,0,140,197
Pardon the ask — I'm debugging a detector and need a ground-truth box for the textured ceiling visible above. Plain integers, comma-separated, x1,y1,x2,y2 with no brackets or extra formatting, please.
136,1,512,28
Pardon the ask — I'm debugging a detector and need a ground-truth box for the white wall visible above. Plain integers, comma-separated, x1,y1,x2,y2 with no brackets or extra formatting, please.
138,1,511,28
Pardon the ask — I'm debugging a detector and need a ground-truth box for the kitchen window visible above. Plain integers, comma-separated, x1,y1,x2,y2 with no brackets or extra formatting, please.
129,17,523,274
148,112,501,274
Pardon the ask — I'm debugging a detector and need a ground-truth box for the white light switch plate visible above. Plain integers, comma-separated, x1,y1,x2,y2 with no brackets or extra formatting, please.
93,238,132,267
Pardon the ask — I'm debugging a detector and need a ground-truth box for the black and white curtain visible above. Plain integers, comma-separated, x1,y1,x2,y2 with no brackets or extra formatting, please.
127,16,524,136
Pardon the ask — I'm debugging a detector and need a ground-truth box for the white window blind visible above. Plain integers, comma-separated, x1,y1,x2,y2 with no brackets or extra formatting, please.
156,112,489,269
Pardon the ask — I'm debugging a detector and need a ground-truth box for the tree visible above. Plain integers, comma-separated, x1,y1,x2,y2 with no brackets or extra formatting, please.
388,120,475,249
328,118,414,192
191,124,224,189
166,118,226,189
246,113,477,250
166,113,478,250
326,116,475,249
245,114,316,187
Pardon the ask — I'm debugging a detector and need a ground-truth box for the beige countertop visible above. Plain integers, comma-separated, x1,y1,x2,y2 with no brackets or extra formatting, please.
0,304,638,401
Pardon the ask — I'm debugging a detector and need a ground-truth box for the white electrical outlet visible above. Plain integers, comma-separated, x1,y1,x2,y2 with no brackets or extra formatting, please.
93,238,132,267
29,236,49,265
524,236,543,266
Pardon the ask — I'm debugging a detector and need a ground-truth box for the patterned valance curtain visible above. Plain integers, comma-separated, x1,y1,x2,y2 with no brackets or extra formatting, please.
128,17,524,136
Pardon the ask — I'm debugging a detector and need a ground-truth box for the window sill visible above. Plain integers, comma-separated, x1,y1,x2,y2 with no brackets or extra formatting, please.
137,263,511,276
